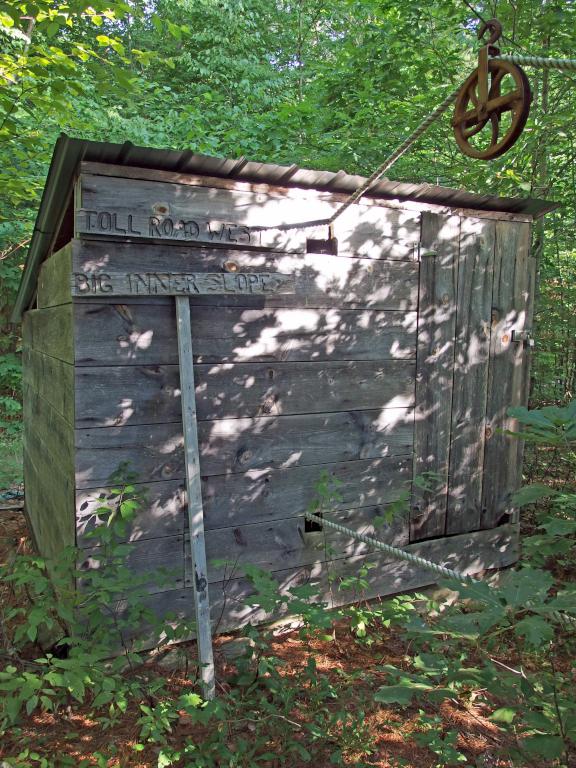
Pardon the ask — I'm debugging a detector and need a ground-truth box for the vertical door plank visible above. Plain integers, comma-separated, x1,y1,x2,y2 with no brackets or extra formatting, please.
446,218,495,534
481,221,533,529
411,213,460,541
175,296,215,700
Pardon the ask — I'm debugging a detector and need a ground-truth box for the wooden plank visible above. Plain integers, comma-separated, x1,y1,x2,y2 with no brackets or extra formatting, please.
24,385,75,483
72,240,419,311
71,269,295,298
73,302,416,367
79,534,184,595
80,162,535,224
23,447,74,560
446,218,495,534
74,359,415,427
22,387,75,559
37,243,73,308
75,454,410,543
23,348,74,425
189,506,409,584
22,305,74,363
131,523,519,635
481,221,533,529
74,407,414,488
202,455,411,529
77,173,422,254
76,212,307,253
175,296,215,700
411,213,460,541
514,254,537,502
328,522,520,609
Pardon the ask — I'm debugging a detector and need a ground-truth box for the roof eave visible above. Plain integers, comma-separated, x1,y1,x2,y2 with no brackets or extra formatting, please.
11,136,560,322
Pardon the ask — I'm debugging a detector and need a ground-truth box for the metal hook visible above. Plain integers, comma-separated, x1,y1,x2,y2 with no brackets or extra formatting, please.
477,18,502,47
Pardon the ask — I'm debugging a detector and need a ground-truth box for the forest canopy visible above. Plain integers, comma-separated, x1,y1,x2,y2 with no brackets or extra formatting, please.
0,0,574,417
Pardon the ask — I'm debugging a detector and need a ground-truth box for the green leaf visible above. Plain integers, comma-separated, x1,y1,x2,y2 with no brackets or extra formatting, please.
543,518,576,536
512,483,554,507
436,608,504,638
499,568,554,608
292,744,312,761
374,685,417,705
522,734,565,759
514,615,554,646
158,750,174,768
490,707,517,724
26,695,39,715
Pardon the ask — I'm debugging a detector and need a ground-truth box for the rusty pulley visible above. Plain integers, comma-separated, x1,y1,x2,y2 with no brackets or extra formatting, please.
452,19,532,160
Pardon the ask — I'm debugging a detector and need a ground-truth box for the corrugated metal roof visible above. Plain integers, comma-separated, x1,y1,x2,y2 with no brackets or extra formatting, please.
12,134,559,321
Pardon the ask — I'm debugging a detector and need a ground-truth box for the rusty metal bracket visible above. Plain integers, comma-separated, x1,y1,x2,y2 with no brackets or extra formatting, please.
512,329,535,347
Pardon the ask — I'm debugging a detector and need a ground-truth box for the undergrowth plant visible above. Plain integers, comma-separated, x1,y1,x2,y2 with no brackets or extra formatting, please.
0,483,196,735
371,401,576,767
0,401,574,767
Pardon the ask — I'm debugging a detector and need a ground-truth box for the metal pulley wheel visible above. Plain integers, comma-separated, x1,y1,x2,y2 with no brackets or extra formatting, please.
452,18,532,160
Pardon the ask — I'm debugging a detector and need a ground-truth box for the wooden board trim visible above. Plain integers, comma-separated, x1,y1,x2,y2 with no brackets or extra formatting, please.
23,348,74,426
70,240,420,312
75,453,412,545
75,209,306,253
23,304,74,364
74,359,416,427
480,221,534,530
71,301,417,368
79,161,535,223
71,270,295,298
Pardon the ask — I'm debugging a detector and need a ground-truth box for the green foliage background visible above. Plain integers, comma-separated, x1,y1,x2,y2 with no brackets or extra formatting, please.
1,0,575,441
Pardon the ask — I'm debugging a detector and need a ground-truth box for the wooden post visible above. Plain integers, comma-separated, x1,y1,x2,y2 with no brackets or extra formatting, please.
411,212,460,541
175,296,215,700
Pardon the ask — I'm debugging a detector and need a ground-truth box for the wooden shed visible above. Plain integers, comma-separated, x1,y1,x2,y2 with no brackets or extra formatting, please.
14,135,555,633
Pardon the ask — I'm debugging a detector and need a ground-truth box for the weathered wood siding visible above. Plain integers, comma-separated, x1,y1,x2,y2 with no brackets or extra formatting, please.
21,164,536,631
410,216,535,540
76,171,422,257
22,254,76,559
71,173,420,602
117,523,519,636
411,213,460,540
481,221,535,529
446,218,495,534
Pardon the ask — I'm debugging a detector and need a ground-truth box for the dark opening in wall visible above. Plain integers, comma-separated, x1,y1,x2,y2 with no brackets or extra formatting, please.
305,512,323,532
306,237,338,255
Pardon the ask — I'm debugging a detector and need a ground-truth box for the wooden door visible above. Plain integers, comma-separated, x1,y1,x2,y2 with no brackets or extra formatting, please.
411,214,534,541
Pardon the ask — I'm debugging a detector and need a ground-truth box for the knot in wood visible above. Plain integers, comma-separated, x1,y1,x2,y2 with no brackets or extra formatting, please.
261,396,276,414
237,448,253,466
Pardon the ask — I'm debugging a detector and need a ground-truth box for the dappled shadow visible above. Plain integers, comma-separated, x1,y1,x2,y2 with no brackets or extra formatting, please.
71,197,420,615
53,189,534,634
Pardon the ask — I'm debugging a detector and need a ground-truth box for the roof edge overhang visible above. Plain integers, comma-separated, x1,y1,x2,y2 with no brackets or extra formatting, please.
11,134,560,322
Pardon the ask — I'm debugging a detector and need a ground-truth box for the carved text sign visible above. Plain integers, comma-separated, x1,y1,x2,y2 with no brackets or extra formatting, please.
71,270,295,297
75,208,299,251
